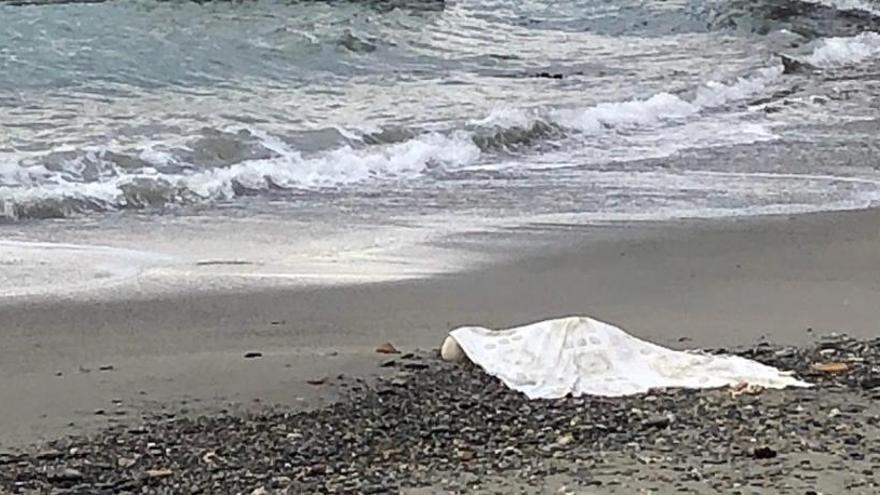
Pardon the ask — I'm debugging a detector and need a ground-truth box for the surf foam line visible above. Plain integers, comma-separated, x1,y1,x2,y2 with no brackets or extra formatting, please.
1,32,878,219
0,69,778,218
472,64,781,134
805,31,880,66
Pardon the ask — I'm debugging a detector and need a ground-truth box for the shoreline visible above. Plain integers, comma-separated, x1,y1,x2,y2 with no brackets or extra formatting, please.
1,207,880,449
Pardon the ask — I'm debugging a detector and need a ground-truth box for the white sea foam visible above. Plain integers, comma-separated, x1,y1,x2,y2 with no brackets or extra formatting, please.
474,107,542,128
806,32,880,66
483,66,782,135
181,131,481,198
551,92,699,132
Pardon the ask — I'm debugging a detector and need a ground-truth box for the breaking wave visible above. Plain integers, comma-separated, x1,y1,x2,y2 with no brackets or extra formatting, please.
805,31,880,65
2,29,880,220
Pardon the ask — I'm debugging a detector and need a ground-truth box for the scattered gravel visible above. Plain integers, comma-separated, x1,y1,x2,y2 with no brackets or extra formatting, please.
2,334,879,494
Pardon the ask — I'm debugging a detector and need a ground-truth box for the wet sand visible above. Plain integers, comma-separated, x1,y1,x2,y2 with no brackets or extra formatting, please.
1,208,879,448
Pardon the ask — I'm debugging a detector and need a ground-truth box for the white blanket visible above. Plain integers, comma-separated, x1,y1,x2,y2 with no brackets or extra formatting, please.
448,316,809,398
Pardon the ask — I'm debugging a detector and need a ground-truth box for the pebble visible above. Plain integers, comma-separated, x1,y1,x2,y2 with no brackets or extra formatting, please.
145,468,173,478
35,449,62,460
642,415,672,429
752,446,778,460
47,468,83,484
376,342,399,354
861,376,880,389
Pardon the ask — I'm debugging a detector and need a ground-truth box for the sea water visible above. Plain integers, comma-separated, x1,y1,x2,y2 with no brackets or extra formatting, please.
2,0,880,297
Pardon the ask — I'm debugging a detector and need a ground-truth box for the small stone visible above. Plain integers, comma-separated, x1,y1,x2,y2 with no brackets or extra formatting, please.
533,71,564,79
270,476,291,487
250,487,269,495
811,362,849,373
36,449,62,460
48,468,84,483
780,54,814,74
244,351,263,359
753,446,778,460
642,415,672,429
118,457,137,468
556,434,574,446
94,409,106,415
304,464,326,476
402,362,429,370
861,376,880,390
457,449,474,461
306,377,327,385
98,364,114,371
376,342,400,354
380,359,397,368
146,468,173,478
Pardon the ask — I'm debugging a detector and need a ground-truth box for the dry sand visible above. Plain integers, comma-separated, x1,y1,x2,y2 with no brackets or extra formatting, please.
1,208,879,449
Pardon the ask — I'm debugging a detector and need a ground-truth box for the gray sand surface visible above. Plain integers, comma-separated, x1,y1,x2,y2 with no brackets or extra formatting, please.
1,209,879,449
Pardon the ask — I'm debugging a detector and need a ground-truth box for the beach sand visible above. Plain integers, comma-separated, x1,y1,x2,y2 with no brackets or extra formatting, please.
1,208,879,451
